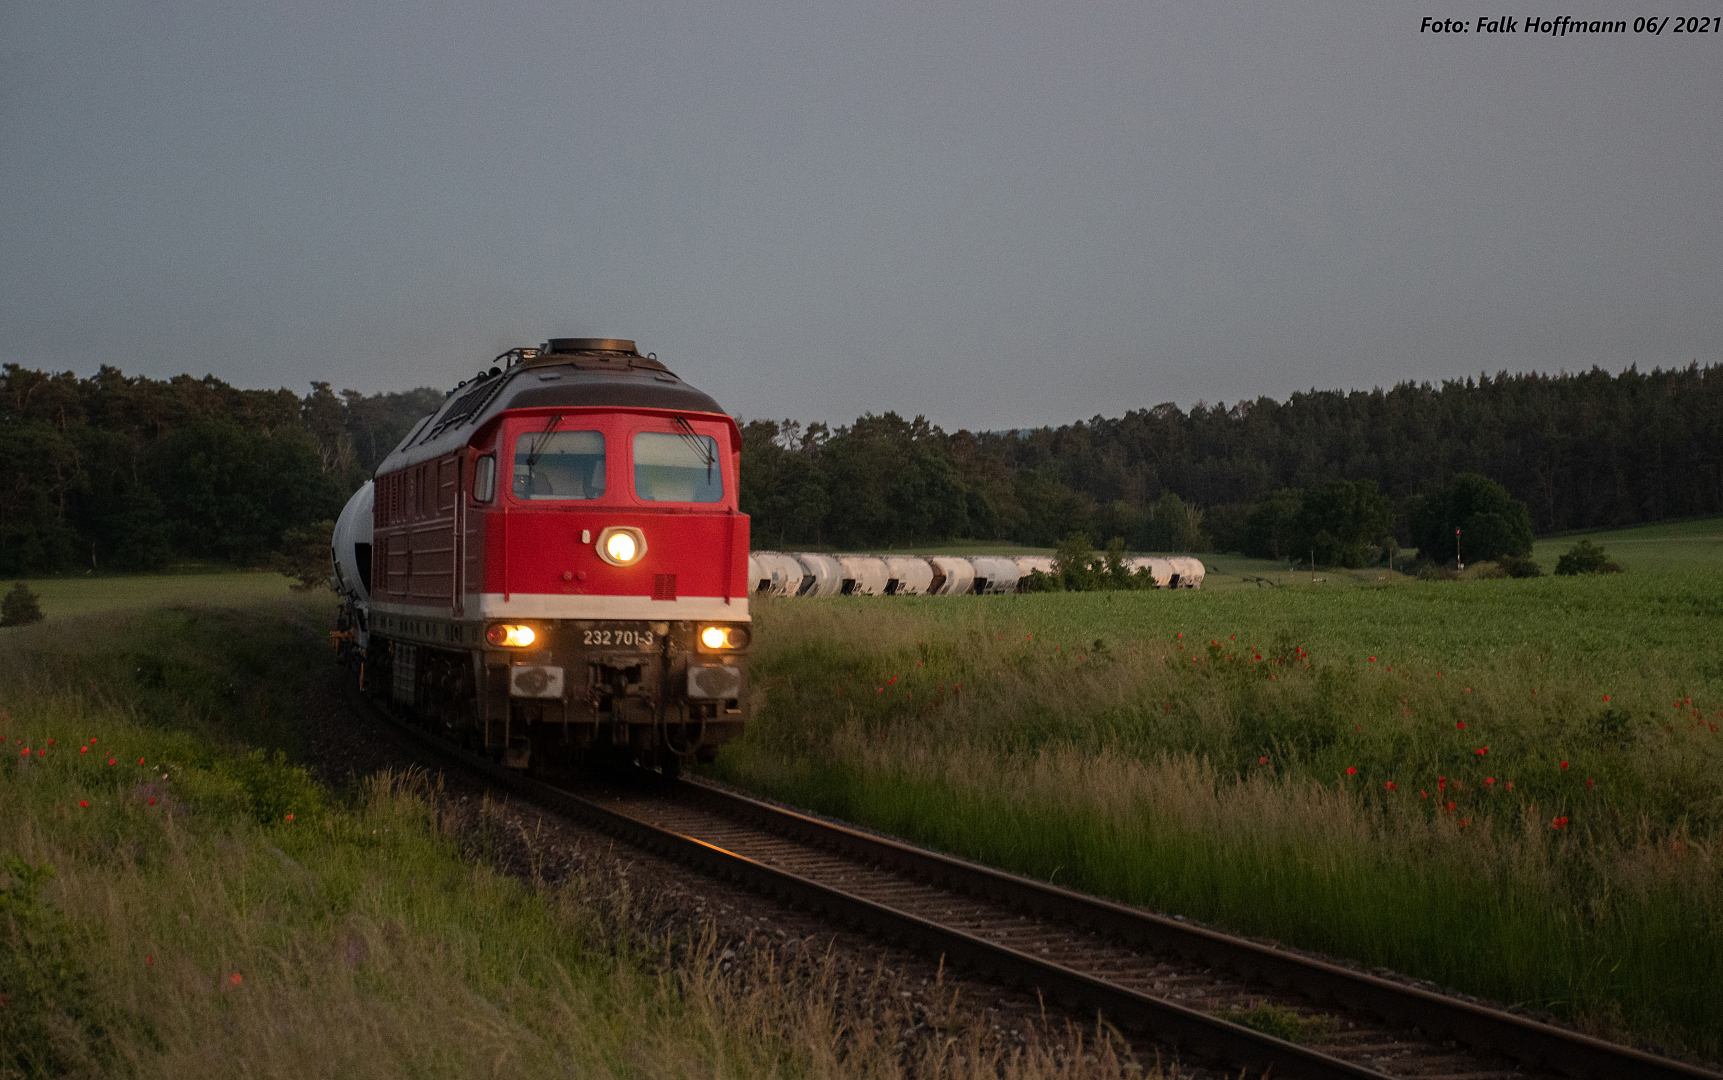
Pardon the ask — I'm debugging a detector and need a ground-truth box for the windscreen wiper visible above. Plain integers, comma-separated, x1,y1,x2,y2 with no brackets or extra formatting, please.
673,415,716,482
524,414,563,484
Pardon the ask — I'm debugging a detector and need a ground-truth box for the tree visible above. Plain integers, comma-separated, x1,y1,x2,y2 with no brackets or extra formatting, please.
0,581,44,626
1554,539,1622,575
1294,479,1394,568
1409,473,1534,564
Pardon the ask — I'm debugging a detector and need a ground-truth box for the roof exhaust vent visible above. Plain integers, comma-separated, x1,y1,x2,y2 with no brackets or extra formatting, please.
545,338,637,355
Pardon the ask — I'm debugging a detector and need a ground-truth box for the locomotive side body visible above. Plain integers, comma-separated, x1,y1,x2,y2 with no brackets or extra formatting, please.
344,340,750,772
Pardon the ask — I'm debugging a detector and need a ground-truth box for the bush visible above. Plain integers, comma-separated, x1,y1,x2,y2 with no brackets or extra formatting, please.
1555,539,1624,576
0,581,44,626
1498,554,1544,578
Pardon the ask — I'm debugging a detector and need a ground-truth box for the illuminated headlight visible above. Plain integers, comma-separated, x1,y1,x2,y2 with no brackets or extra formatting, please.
486,624,537,648
698,624,750,651
596,526,646,566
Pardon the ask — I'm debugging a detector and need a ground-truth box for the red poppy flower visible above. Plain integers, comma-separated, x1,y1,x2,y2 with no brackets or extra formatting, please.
1506,781,1514,791
137,758,144,764
1458,818,1470,828
20,747,28,756
1551,816,1569,830
89,737,96,744
1560,761,1569,770
1485,777,1495,786
1346,766,1357,775
1368,656,1376,662
1438,776,1447,791
145,956,153,965
285,813,294,822
1258,756,1269,764
1420,790,1429,799
148,798,156,805
79,800,89,808
230,973,242,986
886,676,898,685
1384,781,1397,791
1475,747,1489,756
1445,801,1457,813
108,758,115,765
81,747,88,754
1254,654,1261,661
1586,778,1595,788
1456,721,1466,729
1603,694,1610,701
47,738,53,745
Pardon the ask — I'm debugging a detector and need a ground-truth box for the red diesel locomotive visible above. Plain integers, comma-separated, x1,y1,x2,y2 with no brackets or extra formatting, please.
331,338,751,772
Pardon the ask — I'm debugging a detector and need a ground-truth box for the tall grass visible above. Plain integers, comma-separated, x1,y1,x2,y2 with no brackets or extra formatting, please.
2,601,1147,1079
718,574,1723,1058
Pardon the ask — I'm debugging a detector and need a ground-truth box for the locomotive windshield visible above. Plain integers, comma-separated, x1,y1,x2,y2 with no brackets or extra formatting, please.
512,430,606,500
634,431,723,502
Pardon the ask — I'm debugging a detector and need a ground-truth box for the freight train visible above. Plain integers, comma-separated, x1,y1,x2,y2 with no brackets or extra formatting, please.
330,339,750,774
744,552,1206,596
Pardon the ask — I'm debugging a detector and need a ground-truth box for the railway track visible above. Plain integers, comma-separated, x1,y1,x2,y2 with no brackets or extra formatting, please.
376,709,1720,1080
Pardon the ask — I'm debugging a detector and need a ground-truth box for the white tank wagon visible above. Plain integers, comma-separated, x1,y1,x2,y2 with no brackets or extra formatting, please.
791,553,846,597
968,556,1026,595
926,556,975,596
748,553,772,593
1167,556,1206,589
330,479,374,651
754,551,811,596
837,555,891,596
1014,555,1056,584
882,555,936,595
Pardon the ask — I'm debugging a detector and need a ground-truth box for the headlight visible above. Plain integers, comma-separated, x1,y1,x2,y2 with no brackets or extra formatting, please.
698,625,749,651
596,526,646,566
486,624,537,647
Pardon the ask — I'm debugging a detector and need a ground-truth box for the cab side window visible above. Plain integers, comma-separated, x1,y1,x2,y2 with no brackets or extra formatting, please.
471,455,496,503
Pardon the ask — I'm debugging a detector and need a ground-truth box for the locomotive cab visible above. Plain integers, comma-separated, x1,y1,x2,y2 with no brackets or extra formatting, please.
340,338,751,774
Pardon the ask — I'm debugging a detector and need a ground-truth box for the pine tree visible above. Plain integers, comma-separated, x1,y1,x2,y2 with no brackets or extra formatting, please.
0,582,45,626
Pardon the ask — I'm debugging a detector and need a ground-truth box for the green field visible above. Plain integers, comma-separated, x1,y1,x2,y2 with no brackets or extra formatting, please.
717,519,1723,1058
1,571,297,621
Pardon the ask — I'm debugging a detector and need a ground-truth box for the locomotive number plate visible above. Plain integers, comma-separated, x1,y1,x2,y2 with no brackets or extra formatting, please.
582,625,656,649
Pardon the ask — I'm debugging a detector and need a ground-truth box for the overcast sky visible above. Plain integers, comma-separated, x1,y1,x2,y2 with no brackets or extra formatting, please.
2,1,1717,430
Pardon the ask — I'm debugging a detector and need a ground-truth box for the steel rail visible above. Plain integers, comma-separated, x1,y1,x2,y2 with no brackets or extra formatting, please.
374,711,1388,1079
368,701,1718,1080
676,778,1721,1080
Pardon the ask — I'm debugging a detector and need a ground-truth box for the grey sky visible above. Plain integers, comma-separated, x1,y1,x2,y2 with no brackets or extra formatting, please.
3,1,1717,431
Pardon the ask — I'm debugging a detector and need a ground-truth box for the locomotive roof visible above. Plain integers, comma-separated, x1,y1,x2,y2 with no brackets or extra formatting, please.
374,344,729,476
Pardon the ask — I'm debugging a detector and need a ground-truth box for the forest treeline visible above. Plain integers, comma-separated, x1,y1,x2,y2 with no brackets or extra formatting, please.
0,364,441,574
740,363,1723,562
1,361,1717,576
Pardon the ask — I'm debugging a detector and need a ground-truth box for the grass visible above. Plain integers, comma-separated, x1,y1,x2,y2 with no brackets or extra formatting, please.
0,571,297,621
1,597,1148,1079
713,526,1723,1059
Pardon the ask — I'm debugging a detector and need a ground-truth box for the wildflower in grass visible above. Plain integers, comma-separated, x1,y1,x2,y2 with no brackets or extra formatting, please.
286,813,294,822
1438,776,1447,791
137,758,144,764
1456,721,1466,729
1603,694,1610,701
230,973,242,986
1560,761,1569,770
81,746,88,754
1485,777,1495,786
148,798,155,805
1420,790,1429,799
1259,756,1269,764
1586,778,1595,788
1505,781,1514,791
47,738,53,745
79,800,88,808
1369,656,1376,662
1385,781,1397,791
1475,747,1489,756
1254,654,1261,660
1345,766,1357,776
108,758,114,765
89,737,96,744
1551,816,1569,830
1445,801,1457,813
887,676,898,685
145,956,153,966
20,747,28,755
1458,818,1470,828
